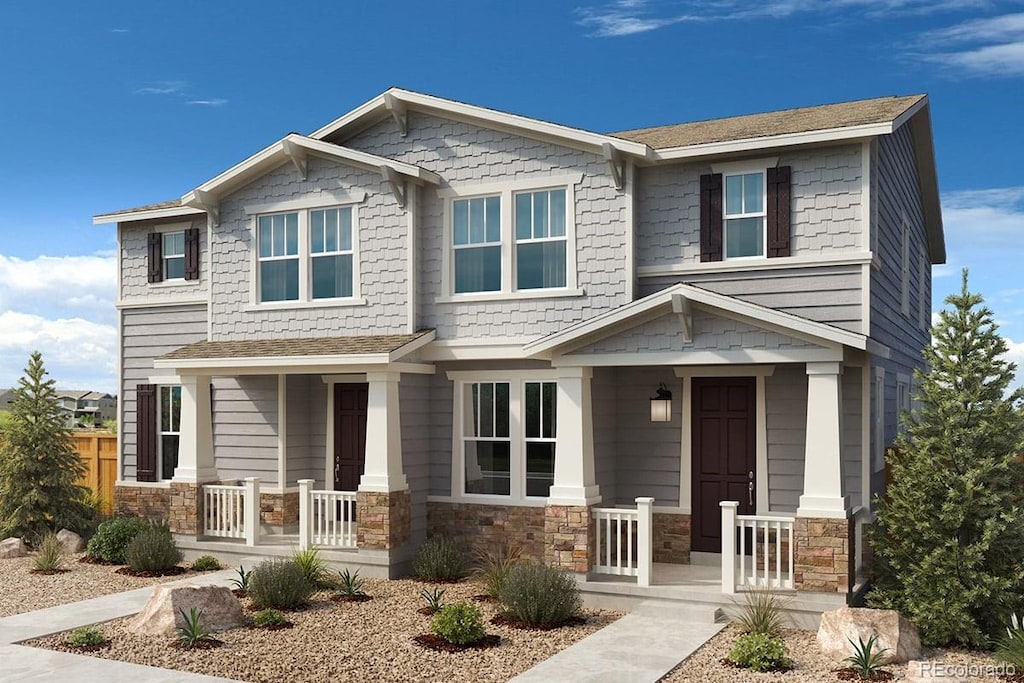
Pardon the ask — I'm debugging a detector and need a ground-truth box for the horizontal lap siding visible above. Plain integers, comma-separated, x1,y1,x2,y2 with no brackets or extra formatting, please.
592,367,618,504
765,365,807,513
121,305,208,480
428,372,454,497
612,367,681,507
286,375,326,488
843,368,863,506
212,376,279,485
401,373,434,547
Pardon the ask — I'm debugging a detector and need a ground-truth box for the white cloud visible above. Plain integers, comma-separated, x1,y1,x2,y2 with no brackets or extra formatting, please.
186,98,228,107
918,12,1024,77
0,253,117,394
942,186,1024,245
134,80,188,96
1003,337,1024,392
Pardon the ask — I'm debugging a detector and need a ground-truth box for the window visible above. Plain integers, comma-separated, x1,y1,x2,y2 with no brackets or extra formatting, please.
310,207,354,299
724,172,766,259
255,205,360,304
455,376,559,501
453,196,501,293
159,385,181,481
163,231,185,280
515,190,567,289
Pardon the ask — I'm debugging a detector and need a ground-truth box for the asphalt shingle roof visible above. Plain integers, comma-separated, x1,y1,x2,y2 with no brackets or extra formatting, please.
159,330,434,361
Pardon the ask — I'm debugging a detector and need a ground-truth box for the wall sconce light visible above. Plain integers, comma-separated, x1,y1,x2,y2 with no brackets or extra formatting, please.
650,383,672,422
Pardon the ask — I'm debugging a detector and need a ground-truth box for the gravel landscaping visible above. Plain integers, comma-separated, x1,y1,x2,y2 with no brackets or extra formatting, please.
0,554,217,618
664,624,1005,682
28,577,622,683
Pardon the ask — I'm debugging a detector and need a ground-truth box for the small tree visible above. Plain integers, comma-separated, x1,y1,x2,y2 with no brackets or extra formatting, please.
0,352,95,542
868,270,1024,648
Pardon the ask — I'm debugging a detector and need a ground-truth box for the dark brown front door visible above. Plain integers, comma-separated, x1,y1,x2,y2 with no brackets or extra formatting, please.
334,383,368,491
691,377,756,553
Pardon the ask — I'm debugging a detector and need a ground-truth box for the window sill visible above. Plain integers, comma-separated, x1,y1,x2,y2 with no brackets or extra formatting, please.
149,279,202,289
245,298,368,312
435,288,584,304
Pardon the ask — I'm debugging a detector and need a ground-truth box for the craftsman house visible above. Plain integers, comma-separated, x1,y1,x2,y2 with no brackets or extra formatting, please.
96,88,942,598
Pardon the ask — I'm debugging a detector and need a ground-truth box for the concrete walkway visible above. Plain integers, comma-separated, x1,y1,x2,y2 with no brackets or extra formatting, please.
0,569,243,682
510,600,726,683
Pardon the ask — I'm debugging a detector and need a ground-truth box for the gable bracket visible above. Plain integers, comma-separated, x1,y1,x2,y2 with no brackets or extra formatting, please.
601,143,624,190
281,138,308,180
671,293,693,343
383,92,408,137
381,166,407,208
192,189,219,226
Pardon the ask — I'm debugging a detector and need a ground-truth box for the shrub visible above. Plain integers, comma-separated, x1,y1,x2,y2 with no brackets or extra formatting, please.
421,587,445,613
177,607,214,648
124,524,183,572
67,626,106,648
291,547,329,588
996,614,1024,670
732,588,786,636
248,558,314,609
336,569,367,598
413,536,469,582
191,555,221,571
473,543,522,599
431,602,485,645
728,632,792,672
498,563,581,626
844,635,889,678
33,532,66,572
253,609,288,628
86,516,149,564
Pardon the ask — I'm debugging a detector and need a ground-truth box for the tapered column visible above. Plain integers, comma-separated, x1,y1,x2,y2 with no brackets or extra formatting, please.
547,366,600,506
359,371,407,493
797,362,849,518
172,374,216,483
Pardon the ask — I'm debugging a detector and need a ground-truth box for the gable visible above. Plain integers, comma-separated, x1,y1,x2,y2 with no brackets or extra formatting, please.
565,308,823,357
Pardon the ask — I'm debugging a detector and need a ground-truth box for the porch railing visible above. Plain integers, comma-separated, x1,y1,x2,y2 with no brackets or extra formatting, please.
720,501,794,593
591,497,654,587
202,478,260,546
298,479,358,550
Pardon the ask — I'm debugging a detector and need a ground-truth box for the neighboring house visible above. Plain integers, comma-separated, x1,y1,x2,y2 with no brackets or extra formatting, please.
95,89,942,597
56,390,118,428
0,389,14,410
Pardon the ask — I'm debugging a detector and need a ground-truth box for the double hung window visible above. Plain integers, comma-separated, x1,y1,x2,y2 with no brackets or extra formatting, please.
163,232,185,280
724,172,766,259
310,207,354,299
515,190,567,289
453,196,501,294
258,213,299,302
159,385,181,481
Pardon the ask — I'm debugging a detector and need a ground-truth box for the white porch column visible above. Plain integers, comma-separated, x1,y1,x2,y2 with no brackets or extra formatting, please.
358,371,407,492
547,366,601,506
172,374,217,483
797,362,849,518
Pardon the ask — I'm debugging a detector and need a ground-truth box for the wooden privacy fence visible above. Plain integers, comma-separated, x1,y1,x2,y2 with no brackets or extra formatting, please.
71,432,117,513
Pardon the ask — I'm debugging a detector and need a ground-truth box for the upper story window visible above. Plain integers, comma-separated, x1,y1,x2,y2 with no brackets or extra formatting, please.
163,232,186,280
453,196,501,294
515,189,567,289
723,172,765,259
147,226,199,284
255,205,359,304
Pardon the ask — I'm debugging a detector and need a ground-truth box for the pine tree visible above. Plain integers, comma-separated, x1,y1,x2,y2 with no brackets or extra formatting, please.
868,270,1024,647
0,352,95,543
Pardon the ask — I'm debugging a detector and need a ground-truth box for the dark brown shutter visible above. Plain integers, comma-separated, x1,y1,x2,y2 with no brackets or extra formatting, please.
184,227,200,280
136,384,158,482
766,166,792,258
147,233,163,283
699,173,723,262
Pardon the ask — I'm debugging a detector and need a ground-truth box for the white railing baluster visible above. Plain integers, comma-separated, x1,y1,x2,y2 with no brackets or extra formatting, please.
202,484,248,540
299,488,358,549
591,499,652,583
722,503,795,594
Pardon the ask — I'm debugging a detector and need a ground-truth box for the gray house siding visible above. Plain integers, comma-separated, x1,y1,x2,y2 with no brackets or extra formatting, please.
120,304,208,480
640,265,863,333
342,112,633,340
765,365,807,513
286,375,327,488
120,217,209,302
401,373,434,547
211,376,279,485
843,367,863,508
210,155,410,341
592,367,618,505
635,144,863,270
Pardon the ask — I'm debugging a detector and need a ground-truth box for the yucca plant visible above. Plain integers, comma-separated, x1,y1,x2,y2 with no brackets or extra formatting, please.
843,635,889,679
32,532,66,572
336,568,368,600
230,565,252,594
996,613,1024,670
176,607,215,648
473,543,522,599
420,587,446,614
732,588,787,636
292,547,329,588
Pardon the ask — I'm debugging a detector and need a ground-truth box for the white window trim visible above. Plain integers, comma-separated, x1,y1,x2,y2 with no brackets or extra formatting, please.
162,230,186,282
147,221,196,288
896,373,910,434
250,202,363,306
440,175,581,299
712,159,776,262
158,384,181,482
447,369,560,505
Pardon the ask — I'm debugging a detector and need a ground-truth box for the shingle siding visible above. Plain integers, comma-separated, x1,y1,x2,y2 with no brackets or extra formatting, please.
120,218,209,302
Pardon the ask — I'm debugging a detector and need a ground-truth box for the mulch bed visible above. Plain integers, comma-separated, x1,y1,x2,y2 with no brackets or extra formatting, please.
231,589,247,599
78,556,120,566
330,594,372,603
69,641,111,653
115,566,188,578
170,638,223,650
835,667,895,681
472,594,497,603
412,633,501,653
30,569,71,575
490,614,586,631
412,577,466,585
418,606,440,616
720,658,794,674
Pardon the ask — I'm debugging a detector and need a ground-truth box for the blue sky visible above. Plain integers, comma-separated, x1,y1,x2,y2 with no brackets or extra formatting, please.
0,0,1022,393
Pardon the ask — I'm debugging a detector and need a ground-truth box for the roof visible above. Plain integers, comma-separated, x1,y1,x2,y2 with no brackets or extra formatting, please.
612,95,927,149
94,198,204,225
161,331,433,361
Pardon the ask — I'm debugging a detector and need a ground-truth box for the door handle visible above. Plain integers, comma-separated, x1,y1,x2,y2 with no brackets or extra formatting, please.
748,481,754,507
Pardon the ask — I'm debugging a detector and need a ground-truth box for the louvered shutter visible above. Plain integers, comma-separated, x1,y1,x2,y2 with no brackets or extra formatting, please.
147,233,163,283
766,166,792,258
184,228,200,280
699,173,723,262
136,384,158,482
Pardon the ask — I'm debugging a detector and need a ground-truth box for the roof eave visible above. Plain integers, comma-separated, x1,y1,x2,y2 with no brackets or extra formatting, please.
904,102,946,264
93,205,206,225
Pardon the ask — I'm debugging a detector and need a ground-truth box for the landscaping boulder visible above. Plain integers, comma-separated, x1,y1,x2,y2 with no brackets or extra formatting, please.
56,529,85,554
817,606,921,664
128,585,245,636
0,537,28,559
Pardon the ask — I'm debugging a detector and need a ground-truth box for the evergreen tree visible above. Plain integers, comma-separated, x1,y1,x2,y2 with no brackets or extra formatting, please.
0,352,94,542
868,270,1024,647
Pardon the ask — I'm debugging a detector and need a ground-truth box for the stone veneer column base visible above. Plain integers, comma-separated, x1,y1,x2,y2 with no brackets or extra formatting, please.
426,502,546,560
260,491,300,527
794,516,853,593
653,513,691,564
114,484,171,524
356,490,410,550
168,482,202,536
544,505,593,573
